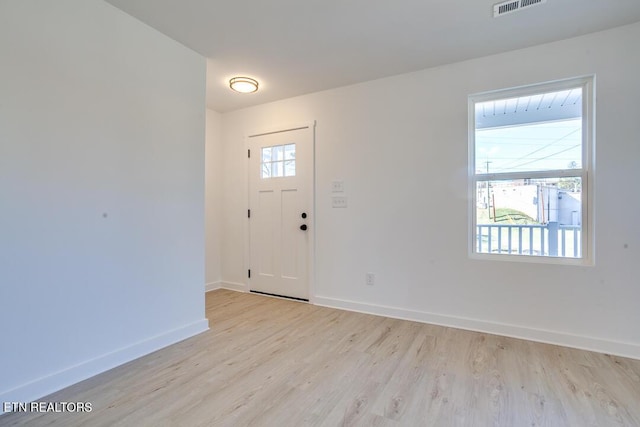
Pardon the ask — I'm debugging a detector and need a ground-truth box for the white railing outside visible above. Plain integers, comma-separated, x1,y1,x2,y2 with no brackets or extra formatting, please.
477,222,581,257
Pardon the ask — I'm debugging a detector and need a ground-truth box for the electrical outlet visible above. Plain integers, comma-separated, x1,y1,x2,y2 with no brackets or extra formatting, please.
331,180,344,193
332,196,347,208
366,273,375,286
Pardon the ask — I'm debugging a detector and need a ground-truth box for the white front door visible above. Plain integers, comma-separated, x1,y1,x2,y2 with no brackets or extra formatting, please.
248,124,313,300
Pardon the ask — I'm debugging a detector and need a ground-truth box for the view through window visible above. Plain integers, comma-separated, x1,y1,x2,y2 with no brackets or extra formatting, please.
470,78,592,261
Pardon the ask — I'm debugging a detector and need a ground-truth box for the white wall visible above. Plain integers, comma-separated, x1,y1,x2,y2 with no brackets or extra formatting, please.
205,109,223,290
219,22,640,358
0,0,208,406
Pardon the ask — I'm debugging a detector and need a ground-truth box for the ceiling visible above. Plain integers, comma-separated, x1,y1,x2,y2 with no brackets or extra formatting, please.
104,0,640,113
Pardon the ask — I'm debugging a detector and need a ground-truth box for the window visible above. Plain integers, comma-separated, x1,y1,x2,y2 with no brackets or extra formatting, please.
469,77,593,263
261,143,296,178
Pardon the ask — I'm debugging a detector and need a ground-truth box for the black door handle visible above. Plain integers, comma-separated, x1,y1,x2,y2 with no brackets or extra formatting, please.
300,224,308,231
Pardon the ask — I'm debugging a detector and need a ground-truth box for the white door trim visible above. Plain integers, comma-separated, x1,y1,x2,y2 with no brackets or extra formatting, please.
244,121,316,303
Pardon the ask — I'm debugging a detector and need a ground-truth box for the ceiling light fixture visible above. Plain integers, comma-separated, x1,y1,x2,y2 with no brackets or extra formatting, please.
229,77,259,93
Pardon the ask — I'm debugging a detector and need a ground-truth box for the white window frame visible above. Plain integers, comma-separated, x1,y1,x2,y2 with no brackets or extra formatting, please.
468,76,595,265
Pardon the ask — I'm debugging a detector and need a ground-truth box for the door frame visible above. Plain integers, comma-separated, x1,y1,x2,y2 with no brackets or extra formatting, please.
244,121,316,302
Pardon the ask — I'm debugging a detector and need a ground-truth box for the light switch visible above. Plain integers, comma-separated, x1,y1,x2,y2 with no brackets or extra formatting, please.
331,180,344,193
332,196,347,208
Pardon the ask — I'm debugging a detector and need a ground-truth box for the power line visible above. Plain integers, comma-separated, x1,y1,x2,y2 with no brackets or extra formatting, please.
491,127,580,172
500,143,581,172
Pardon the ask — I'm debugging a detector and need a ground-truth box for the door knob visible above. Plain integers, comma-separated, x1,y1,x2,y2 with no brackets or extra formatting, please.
300,224,308,231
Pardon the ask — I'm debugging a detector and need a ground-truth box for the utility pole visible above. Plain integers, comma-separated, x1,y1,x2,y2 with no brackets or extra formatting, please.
485,161,492,221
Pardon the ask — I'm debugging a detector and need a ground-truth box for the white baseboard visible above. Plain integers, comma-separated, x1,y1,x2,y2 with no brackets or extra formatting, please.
205,281,222,292
0,319,209,414
220,281,248,292
204,281,246,294
313,296,640,360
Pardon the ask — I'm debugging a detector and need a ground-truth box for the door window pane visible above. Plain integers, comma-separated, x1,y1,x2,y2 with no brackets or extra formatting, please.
261,144,296,178
272,145,284,161
261,162,272,179
284,144,295,160
284,160,296,177
261,147,272,162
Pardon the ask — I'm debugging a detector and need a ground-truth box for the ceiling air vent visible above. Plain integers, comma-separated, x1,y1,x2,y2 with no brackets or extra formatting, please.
493,0,547,17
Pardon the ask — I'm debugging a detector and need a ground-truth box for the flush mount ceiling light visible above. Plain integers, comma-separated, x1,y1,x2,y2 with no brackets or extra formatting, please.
229,77,259,93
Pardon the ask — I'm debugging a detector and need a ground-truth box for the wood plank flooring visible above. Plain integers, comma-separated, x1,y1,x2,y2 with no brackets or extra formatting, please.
2,289,639,426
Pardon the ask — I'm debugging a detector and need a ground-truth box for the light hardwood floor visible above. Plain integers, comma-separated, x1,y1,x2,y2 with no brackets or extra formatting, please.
2,289,640,426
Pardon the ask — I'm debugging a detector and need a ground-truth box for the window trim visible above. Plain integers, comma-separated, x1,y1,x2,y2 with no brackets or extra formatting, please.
468,76,595,265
